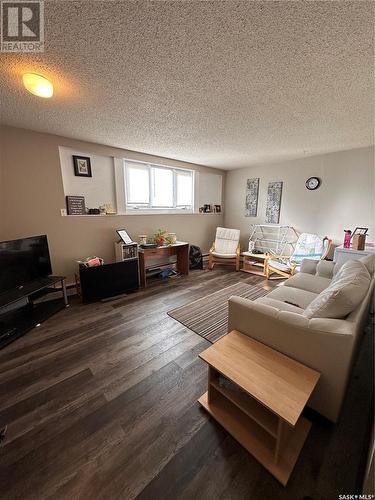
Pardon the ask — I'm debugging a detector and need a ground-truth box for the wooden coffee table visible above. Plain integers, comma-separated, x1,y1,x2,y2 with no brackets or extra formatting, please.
198,330,320,486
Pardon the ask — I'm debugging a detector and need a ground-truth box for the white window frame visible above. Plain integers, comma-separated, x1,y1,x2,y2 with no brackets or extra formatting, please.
124,159,194,213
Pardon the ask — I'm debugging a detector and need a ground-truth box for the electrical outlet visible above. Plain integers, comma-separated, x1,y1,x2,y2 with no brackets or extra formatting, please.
60,208,67,216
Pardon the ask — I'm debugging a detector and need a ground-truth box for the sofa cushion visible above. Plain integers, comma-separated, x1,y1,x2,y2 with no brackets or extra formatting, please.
255,296,305,314
284,272,331,294
316,260,335,279
267,286,318,309
304,260,371,319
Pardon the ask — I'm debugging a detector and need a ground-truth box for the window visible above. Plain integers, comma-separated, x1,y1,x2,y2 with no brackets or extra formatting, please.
125,160,194,211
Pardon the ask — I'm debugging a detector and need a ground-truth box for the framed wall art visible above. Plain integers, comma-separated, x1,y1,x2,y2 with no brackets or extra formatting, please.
73,155,92,177
245,178,259,217
265,181,283,223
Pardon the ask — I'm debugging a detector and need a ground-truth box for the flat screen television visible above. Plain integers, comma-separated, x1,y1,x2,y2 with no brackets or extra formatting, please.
0,235,52,294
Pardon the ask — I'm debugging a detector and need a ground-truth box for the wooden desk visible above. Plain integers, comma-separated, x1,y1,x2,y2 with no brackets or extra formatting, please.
138,242,189,287
198,330,320,486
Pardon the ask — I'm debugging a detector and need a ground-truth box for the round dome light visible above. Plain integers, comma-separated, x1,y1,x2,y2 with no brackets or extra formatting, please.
22,73,53,98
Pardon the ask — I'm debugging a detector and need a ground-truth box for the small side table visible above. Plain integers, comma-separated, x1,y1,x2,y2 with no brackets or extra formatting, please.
241,252,267,276
198,330,320,486
334,244,375,267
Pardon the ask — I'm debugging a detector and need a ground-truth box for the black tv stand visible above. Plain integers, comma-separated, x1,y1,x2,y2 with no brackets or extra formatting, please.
0,276,68,349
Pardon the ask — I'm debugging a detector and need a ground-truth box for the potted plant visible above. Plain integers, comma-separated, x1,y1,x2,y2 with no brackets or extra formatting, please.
154,229,167,246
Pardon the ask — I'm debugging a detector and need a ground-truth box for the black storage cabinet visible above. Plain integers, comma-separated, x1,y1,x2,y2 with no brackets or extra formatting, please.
79,260,139,303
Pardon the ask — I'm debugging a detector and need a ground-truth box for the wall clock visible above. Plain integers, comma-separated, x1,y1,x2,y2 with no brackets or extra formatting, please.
305,177,321,190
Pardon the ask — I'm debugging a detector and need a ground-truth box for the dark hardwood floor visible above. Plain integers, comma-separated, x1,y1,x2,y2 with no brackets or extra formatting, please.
0,267,373,499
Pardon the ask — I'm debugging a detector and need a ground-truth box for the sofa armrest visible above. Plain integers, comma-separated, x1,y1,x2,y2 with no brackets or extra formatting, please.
227,295,356,422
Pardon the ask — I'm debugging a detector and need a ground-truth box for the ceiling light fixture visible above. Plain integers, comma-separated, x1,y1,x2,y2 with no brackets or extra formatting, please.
22,73,53,98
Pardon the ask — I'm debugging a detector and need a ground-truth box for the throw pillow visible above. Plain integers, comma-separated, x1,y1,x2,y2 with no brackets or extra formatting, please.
331,259,368,284
360,254,375,275
304,260,370,319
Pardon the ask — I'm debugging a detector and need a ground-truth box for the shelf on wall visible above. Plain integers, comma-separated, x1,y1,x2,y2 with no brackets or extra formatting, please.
61,212,224,217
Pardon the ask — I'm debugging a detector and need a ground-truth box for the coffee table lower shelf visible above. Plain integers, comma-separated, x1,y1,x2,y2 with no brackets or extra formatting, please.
198,390,311,486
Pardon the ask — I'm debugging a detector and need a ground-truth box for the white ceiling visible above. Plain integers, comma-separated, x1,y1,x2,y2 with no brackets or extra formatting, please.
1,1,374,170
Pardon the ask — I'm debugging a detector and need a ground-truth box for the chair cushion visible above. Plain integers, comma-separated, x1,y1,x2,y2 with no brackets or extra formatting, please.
214,227,240,255
267,286,318,309
268,259,291,272
304,260,371,319
212,252,237,258
284,272,331,294
256,296,304,314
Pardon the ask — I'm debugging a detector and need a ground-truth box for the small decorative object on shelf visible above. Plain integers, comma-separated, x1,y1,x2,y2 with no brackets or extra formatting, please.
352,227,368,237
343,230,352,249
248,240,255,253
166,233,177,245
138,235,147,245
203,204,212,213
343,227,368,251
99,203,116,215
214,205,221,213
73,155,92,177
66,195,86,215
154,228,167,246
117,229,134,244
351,227,368,251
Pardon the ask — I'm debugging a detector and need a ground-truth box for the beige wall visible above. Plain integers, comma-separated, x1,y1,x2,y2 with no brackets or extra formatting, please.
0,126,225,281
224,147,375,250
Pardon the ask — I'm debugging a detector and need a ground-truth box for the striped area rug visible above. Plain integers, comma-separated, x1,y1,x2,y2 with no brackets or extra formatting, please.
167,282,269,343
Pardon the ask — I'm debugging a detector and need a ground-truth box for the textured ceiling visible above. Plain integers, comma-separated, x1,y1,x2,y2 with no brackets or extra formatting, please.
1,0,374,170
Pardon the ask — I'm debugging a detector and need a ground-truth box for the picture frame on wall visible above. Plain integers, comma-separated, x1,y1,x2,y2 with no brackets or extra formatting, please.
73,155,92,177
265,181,283,224
245,178,260,217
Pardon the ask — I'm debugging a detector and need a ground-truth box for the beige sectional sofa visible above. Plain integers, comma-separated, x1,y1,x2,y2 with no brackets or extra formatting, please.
228,255,375,423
